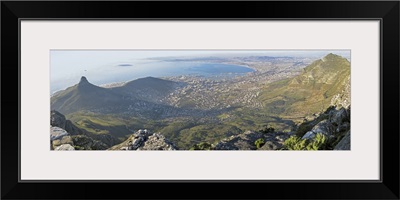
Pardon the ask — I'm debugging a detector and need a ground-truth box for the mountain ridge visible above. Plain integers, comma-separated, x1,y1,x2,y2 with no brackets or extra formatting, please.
258,53,350,118
51,76,182,115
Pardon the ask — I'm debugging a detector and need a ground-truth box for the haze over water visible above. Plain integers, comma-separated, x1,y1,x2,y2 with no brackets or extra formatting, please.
50,50,350,93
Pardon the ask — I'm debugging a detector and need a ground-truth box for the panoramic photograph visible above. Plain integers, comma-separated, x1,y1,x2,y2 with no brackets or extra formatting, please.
50,50,351,151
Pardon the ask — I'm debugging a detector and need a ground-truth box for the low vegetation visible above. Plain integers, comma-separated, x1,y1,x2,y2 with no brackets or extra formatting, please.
189,142,213,150
255,138,266,149
283,133,328,150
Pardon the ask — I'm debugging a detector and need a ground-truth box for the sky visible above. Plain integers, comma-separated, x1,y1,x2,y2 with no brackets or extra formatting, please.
50,50,350,93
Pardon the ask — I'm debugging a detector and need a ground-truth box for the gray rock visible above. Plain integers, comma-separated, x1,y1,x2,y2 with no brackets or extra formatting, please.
60,136,74,145
334,131,351,150
140,133,177,150
311,120,334,136
51,111,66,128
50,126,69,141
128,137,144,150
302,131,316,140
52,135,75,149
50,111,82,136
331,107,350,125
109,130,178,150
336,122,350,133
55,144,75,151
52,139,61,149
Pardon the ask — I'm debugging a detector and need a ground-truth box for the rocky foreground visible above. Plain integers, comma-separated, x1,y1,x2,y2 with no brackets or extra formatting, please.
51,110,110,150
50,105,350,151
108,129,178,150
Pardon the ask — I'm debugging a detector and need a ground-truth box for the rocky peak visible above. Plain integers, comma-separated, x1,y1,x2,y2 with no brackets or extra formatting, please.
77,76,95,90
323,53,341,60
79,76,89,85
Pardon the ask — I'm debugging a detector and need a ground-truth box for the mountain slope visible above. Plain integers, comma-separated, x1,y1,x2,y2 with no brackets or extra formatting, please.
258,53,350,119
51,76,184,115
111,76,185,104
51,76,123,115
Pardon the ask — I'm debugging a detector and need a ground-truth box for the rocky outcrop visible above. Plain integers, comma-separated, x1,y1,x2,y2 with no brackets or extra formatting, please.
51,126,75,150
301,107,350,141
51,111,119,148
50,126,108,150
109,129,178,150
50,126,69,141
51,110,83,135
301,119,334,140
214,130,290,150
140,134,177,150
334,130,351,150
55,144,75,151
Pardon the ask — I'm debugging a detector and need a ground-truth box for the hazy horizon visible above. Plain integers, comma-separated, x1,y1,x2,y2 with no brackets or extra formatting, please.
50,50,350,93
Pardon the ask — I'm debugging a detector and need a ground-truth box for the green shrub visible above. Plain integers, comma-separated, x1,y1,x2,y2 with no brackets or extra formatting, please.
284,133,327,150
189,142,213,150
306,133,327,150
255,138,266,149
284,136,307,150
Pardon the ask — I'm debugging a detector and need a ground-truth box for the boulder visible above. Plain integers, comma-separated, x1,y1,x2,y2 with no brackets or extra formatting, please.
55,144,75,151
52,139,61,149
301,131,316,140
311,120,333,137
60,136,74,145
140,133,177,150
50,126,69,141
51,126,75,149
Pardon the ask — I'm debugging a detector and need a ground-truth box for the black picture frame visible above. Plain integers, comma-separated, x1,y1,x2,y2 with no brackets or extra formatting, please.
1,1,399,199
